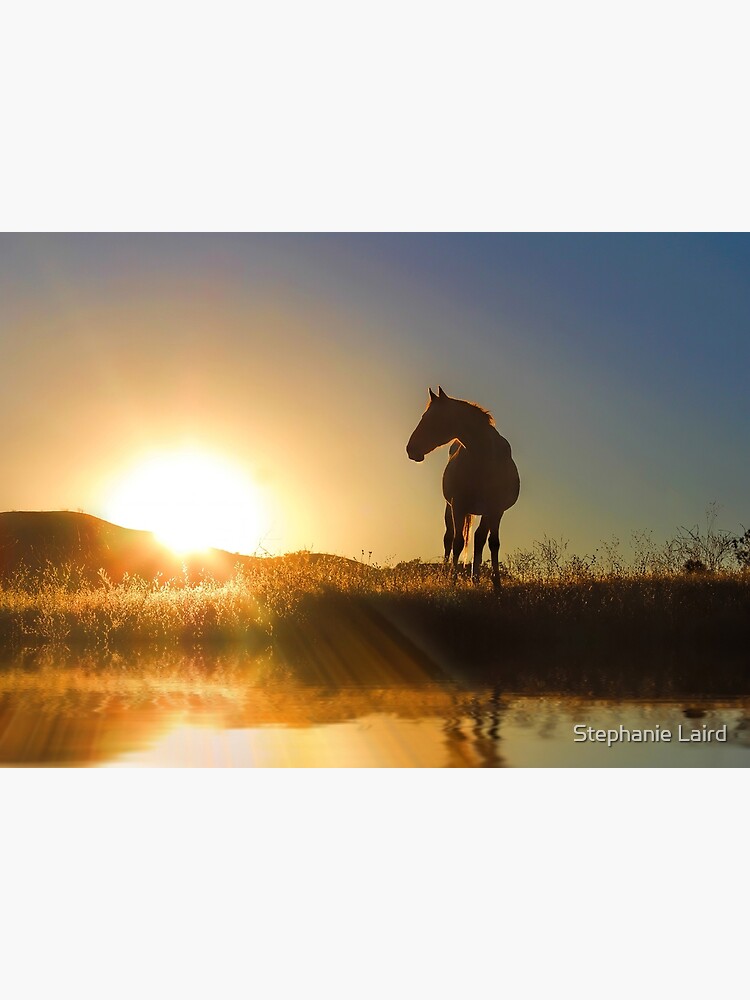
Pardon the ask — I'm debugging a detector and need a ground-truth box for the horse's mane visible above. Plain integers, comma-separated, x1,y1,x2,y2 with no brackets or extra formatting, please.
456,397,495,427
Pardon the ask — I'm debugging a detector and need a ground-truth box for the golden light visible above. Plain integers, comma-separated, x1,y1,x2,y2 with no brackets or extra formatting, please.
103,448,270,555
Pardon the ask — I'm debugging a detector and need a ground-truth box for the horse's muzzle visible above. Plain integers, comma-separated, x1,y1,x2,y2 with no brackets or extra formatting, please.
407,446,424,462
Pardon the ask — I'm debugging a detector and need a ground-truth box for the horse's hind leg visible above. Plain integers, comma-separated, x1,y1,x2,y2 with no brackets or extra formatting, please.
452,509,471,575
443,503,454,563
472,514,491,582
488,512,503,589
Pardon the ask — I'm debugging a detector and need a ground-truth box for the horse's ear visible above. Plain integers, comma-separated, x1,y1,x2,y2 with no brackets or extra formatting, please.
428,387,438,402
438,386,448,400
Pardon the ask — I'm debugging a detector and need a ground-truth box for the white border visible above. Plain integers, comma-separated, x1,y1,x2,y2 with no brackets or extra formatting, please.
2,1,747,992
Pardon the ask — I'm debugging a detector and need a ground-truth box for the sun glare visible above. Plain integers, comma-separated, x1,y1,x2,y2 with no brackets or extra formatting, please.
103,449,269,555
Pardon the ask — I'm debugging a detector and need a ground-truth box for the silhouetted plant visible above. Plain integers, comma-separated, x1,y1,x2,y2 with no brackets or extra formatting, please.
673,504,735,572
600,536,625,576
731,527,750,569
683,558,707,574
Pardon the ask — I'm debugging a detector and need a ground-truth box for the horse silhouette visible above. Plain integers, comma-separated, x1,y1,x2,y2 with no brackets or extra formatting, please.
406,386,520,585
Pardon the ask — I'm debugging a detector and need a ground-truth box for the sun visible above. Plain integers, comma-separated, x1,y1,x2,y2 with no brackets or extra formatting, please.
103,448,269,555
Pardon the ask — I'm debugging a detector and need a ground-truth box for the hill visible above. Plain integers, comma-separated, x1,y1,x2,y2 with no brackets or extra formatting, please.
0,510,364,584
0,510,264,583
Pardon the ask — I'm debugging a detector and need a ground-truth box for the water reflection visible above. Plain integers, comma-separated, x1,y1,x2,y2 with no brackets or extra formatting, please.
1,647,749,766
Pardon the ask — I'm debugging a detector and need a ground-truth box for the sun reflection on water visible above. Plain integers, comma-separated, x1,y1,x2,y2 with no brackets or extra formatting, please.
104,716,450,768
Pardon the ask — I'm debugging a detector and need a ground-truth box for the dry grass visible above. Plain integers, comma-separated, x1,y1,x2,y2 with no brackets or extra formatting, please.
0,564,270,653
1,535,749,664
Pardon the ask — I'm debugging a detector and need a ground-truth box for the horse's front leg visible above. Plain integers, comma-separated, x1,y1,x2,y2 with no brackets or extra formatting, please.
451,508,471,576
443,503,454,564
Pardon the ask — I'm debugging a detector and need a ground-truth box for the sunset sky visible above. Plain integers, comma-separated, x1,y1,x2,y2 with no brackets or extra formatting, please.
2,233,749,562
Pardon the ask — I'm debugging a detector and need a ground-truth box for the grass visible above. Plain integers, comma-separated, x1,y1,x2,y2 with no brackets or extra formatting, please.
1,539,749,668
0,564,272,655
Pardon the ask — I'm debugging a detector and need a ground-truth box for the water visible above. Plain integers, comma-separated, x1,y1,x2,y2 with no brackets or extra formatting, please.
1,650,749,766
105,698,749,768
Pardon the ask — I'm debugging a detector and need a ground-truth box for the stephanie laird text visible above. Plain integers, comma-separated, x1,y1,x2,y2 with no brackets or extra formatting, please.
573,724,728,747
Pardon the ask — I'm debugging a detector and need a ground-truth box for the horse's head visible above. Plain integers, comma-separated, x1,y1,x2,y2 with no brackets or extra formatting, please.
406,386,454,462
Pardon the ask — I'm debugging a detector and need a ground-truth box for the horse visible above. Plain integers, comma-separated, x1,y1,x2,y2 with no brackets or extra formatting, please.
406,386,520,585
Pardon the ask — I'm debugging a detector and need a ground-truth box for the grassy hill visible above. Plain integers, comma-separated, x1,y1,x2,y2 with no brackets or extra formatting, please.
0,510,268,583
1,511,749,697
